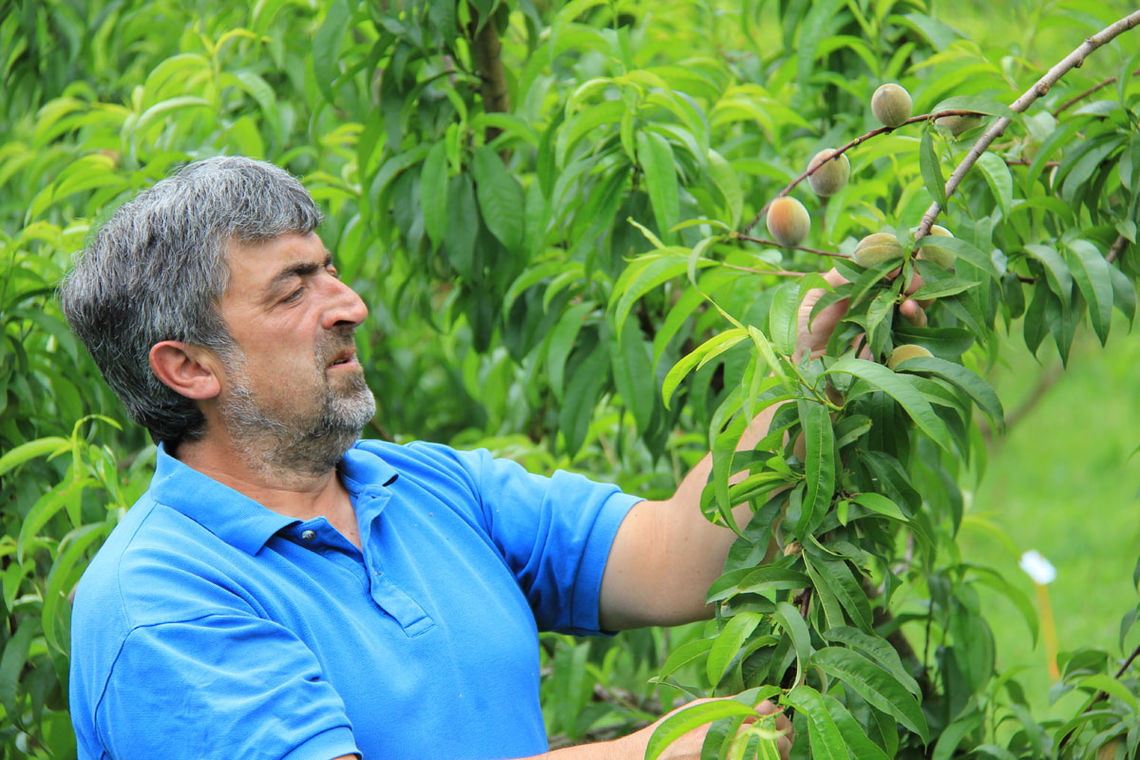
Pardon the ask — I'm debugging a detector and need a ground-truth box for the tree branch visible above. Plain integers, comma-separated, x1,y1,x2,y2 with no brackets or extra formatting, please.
914,10,1140,242
468,7,510,144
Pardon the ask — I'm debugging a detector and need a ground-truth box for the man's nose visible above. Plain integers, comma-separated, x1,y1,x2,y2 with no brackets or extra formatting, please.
322,276,369,329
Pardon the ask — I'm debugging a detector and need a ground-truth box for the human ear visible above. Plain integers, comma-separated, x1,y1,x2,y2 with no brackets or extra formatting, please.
149,341,222,400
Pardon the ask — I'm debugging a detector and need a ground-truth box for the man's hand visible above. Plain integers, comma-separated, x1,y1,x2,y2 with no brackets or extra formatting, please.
795,267,929,363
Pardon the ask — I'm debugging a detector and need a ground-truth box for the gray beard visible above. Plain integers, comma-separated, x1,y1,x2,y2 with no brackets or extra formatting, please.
221,364,376,479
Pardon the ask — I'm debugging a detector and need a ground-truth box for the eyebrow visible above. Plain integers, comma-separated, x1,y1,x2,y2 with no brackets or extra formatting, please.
264,252,334,301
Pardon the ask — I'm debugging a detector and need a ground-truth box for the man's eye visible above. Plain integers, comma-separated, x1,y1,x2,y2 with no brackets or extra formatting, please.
283,287,304,303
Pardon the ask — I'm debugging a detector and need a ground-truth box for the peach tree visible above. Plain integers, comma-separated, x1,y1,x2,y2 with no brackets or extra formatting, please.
1,0,1138,757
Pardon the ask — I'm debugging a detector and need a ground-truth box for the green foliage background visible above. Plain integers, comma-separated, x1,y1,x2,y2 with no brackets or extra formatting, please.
1,0,1138,757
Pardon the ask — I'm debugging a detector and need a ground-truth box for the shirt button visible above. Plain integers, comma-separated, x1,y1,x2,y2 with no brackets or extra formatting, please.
300,529,316,542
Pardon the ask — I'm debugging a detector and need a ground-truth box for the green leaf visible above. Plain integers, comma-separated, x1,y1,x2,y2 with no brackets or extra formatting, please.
812,646,930,741
0,436,70,476
0,619,37,719
611,318,655,436
708,148,742,227
797,401,835,537
1064,239,1114,345
916,236,999,280
768,281,801,356
637,130,680,245
547,301,596,401
823,691,891,760
909,275,980,300
443,173,478,276
920,128,946,206
1075,673,1140,713
852,492,907,521
805,550,872,632
823,626,921,698
891,356,1004,431
823,358,952,451
1024,243,1072,302
707,612,765,685
313,0,351,104
773,601,813,686
975,151,1013,219
931,703,985,760
471,146,524,251
655,638,715,682
662,328,748,409
707,566,812,603
420,142,449,249
646,700,764,760
559,338,609,457
1109,264,1137,326
783,685,848,760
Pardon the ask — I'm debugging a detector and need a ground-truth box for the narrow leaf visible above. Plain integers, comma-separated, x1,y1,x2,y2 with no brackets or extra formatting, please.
471,146,524,251
812,647,930,741
920,129,946,206
646,700,763,760
797,401,835,537
637,130,680,244
783,685,848,760
824,358,952,451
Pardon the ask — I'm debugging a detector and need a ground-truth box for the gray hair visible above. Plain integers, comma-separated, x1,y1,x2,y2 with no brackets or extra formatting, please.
58,156,323,446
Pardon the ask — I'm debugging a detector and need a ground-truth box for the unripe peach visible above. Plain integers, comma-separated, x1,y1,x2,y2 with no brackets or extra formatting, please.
852,232,904,268
807,149,851,197
887,343,933,369
934,113,982,138
915,224,955,269
871,83,913,128
766,197,811,247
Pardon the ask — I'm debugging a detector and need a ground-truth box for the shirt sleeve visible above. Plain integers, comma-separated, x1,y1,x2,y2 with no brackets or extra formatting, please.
94,614,360,760
448,446,643,635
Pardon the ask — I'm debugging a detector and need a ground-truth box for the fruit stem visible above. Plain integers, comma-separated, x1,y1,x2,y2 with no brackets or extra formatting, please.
733,233,852,259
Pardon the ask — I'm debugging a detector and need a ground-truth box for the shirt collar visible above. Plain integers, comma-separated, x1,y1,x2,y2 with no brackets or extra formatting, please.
148,442,400,555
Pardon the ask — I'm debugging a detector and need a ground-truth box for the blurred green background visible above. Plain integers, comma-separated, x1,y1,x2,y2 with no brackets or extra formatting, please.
964,319,1140,717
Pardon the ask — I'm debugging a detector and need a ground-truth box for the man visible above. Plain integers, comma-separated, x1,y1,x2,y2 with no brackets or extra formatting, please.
60,157,811,759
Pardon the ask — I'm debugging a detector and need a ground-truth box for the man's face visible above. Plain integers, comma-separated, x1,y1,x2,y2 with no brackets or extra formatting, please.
214,231,375,474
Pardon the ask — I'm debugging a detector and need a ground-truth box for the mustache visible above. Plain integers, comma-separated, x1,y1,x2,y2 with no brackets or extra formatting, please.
315,326,359,365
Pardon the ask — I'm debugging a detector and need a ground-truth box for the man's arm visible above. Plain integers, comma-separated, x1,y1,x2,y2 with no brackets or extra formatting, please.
599,269,921,630
598,405,779,629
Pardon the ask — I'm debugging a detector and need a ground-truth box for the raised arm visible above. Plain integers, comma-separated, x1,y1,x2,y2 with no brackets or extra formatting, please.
599,268,924,630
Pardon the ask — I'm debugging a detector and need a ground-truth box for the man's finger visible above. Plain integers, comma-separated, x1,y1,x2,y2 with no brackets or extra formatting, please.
900,298,927,327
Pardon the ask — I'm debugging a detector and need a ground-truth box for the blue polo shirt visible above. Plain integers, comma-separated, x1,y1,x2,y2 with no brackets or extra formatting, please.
69,440,641,760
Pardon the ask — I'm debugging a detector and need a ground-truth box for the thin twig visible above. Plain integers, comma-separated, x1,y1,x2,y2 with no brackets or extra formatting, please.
1107,234,1129,264
914,10,1140,244
741,110,984,234
1052,68,1140,116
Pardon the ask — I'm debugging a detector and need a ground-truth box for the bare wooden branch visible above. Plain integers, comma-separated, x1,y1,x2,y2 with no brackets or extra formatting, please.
914,10,1140,243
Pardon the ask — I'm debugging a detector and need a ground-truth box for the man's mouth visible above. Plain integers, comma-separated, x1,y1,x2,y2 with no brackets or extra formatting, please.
327,349,358,369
